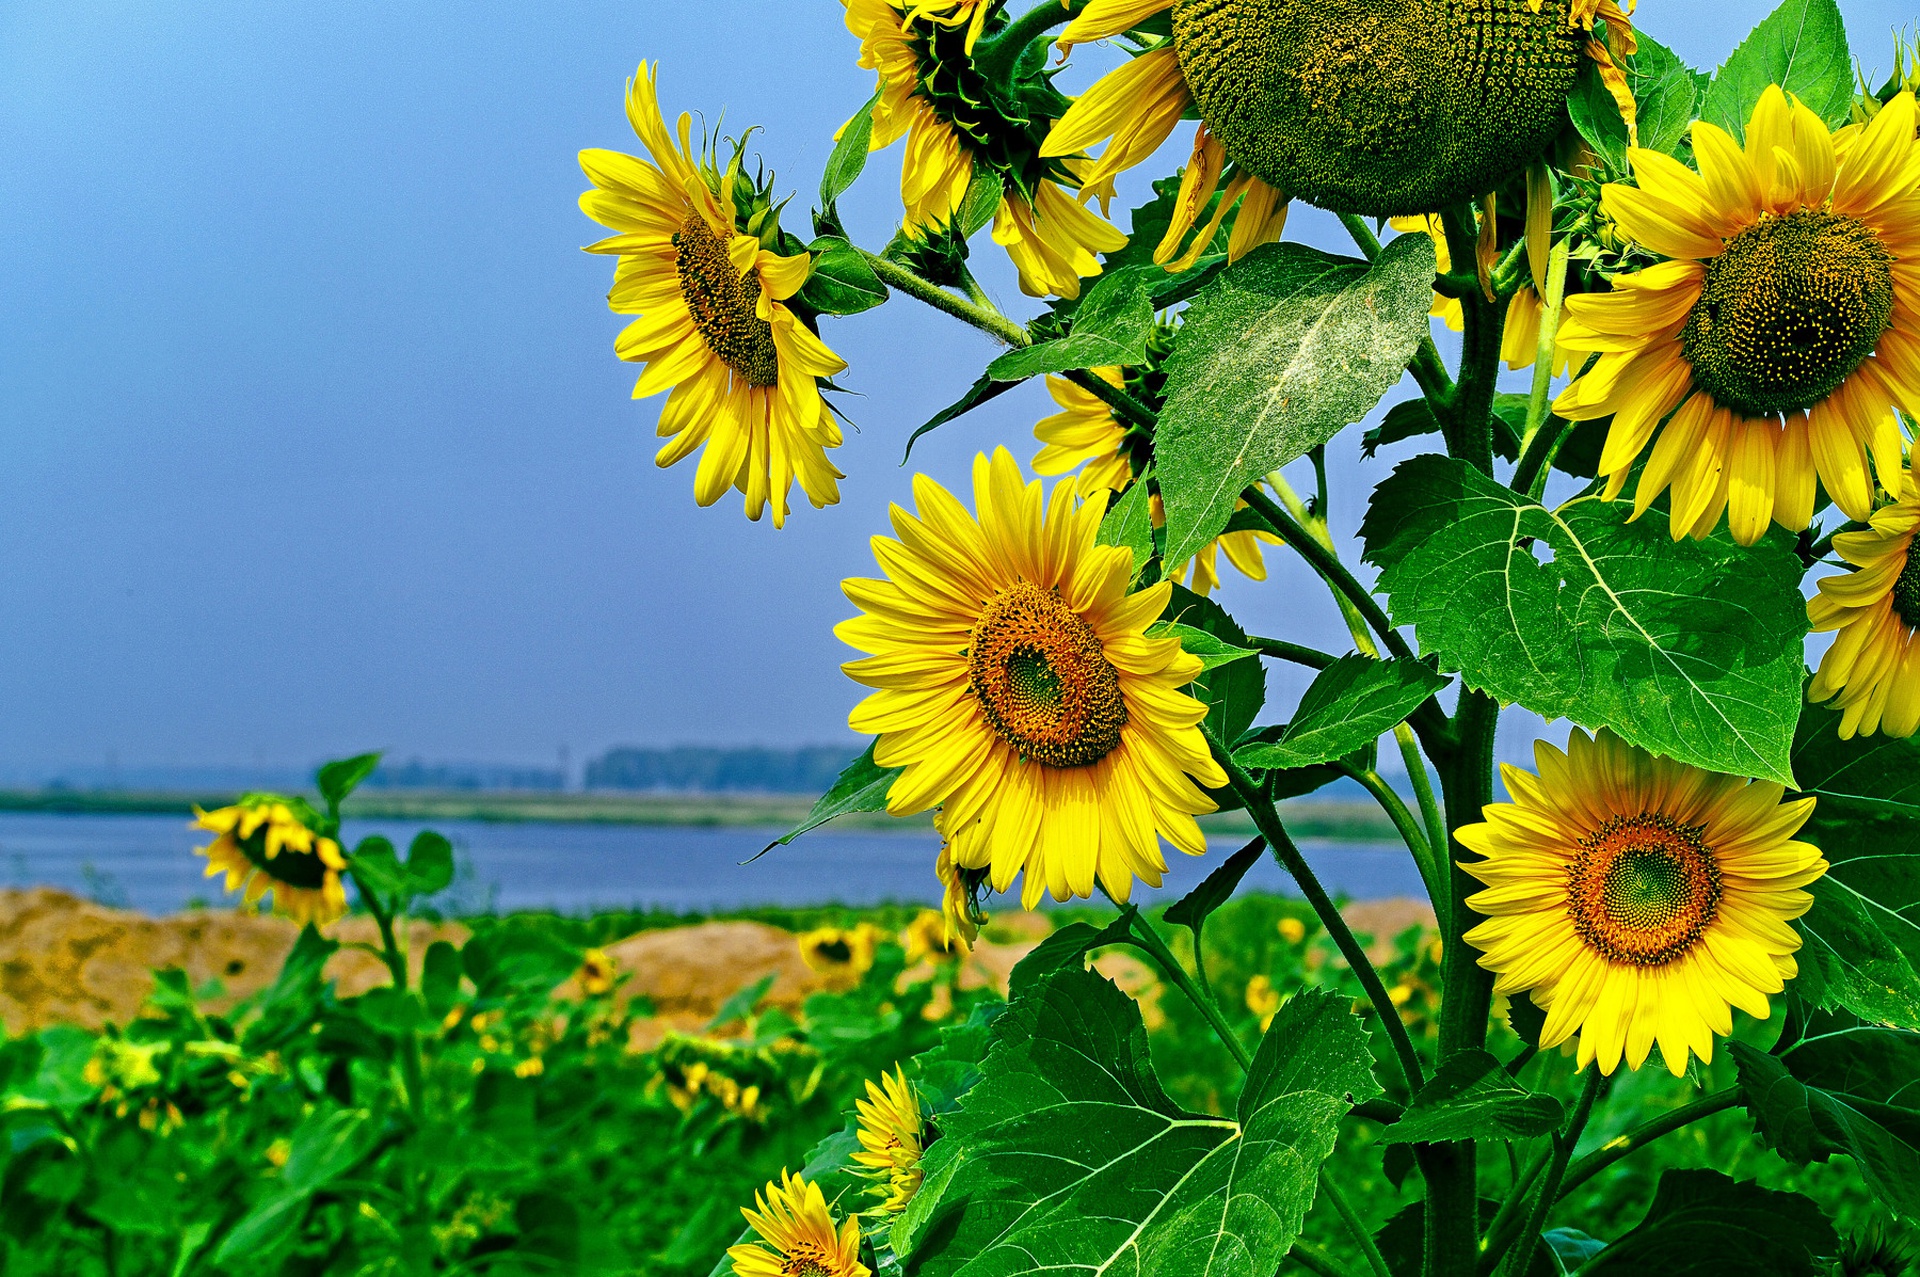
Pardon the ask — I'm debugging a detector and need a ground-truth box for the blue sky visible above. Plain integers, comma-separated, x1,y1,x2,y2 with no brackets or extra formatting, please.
0,0,1907,775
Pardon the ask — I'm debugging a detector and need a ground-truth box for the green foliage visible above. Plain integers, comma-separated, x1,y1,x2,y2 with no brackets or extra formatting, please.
765,740,903,849
986,266,1156,380
1156,236,1436,567
1378,1049,1563,1145
799,236,889,316
1160,585,1267,746
1233,655,1447,772
1569,33,1707,169
315,753,381,811
1701,0,1854,139
1097,474,1158,582
1579,1169,1837,1275
1362,455,1808,785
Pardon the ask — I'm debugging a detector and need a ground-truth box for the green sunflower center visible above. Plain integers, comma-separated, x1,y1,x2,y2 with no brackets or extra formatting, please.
1891,545,1920,630
1568,812,1722,967
1680,209,1895,417
1170,0,1585,215
968,581,1127,768
235,822,331,890
672,216,781,388
903,5,1051,189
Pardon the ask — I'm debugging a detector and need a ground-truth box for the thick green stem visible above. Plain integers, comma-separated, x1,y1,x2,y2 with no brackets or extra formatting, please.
1476,1145,1552,1272
1439,205,1503,475
1555,1088,1741,1201
1067,368,1158,431
1321,1167,1393,1277
1289,1243,1358,1277
1511,236,1572,499
1248,634,1337,670
348,868,427,1122
1208,730,1426,1095
860,248,1030,346
1499,1069,1602,1277
971,0,1081,85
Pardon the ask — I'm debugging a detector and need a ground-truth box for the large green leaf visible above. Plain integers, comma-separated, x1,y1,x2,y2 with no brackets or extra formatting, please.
1360,455,1807,785
1788,703,1920,1028
1378,1049,1562,1145
1701,0,1853,140
1161,586,1266,746
1234,655,1447,772
987,267,1156,381
1157,236,1435,567
799,236,889,316
1733,1024,1920,1219
1580,1170,1835,1275
763,741,901,850
1568,33,1706,169
819,94,877,211
902,974,1379,1277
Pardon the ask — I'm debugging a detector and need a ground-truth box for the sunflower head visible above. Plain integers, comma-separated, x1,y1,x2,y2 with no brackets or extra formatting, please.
577,947,618,996
193,796,349,928
1169,0,1598,215
726,1171,869,1277
1809,468,1920,738
853,1067,929,1214
1458,728,1825,1076
797,923,881,981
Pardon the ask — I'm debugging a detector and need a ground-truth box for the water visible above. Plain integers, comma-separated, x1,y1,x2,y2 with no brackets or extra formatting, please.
0,811,1424,916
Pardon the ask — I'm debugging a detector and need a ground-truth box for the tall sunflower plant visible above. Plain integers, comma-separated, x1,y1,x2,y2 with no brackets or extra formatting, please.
579,2,1920,1274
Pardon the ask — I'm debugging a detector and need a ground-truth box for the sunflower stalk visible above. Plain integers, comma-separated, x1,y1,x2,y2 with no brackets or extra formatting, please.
1438,203,1504,475
970,0,1084,88
1496,1068,1603,1277
858,247,1030,346
1103,889,1252,1072
1320,1166,1394,1277
1554,1087,1742,1201
1512,235,1573,497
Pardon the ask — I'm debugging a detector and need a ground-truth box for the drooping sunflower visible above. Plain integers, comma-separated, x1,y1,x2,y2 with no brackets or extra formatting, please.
853,1067,927,1214
579,65,849,527
1459,728,1826,1076
844,0,1126,298
1809,468,1920,738
839,448,1227,907
1043,0,1636,248
194,798,349,928
726,1171,869,1277
1554,89,1920,545
1032,368,1283,595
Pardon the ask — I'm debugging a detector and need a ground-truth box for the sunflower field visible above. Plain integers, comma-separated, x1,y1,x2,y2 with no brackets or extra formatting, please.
12,0,1920,1272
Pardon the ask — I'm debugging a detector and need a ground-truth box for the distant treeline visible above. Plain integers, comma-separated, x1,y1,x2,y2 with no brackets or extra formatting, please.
364,759,566,792
584,746,856,794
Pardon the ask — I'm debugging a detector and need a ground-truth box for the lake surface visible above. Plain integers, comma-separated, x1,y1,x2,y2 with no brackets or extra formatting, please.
0,811,1424,916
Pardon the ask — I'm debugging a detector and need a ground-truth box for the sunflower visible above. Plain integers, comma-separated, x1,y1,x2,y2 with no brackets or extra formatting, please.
839,448,1227,907
1458,727,1826,1076
577,948,618,997
727,1171,869,1277
1554,89,1920,545
194,798,349,928
1043,0,1635,243
844,0,1125,298
1032,368,1282,595
579,65,848,527
1808,468,1920,738
798,923,881,980
853,1067,927,1213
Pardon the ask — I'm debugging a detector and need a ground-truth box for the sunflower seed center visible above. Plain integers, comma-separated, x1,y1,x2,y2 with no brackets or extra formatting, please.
673,216,781,388
1681,209,1894,417
235,825,331,889
1568,812,1721,966
968,581,1127,768
1171,0,1583,215
1892,544,1920,630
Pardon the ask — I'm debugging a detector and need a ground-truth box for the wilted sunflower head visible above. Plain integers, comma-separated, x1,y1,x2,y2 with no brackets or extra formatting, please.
1170,0,1599,215
194,795,349,928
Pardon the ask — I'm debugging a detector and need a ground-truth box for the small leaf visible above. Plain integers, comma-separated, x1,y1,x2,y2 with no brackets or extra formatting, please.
1235,655,1447,772
799,235,888,316
1097,476,1156,581
819,93,876,210
763,741,901,850
1164,836,1267,933
1007,915,1135,999
1147,620,1262,673
958,168,1003,237
1157,235,1436,567
1579,1170,1836,1276
461,924,580,1000
316,752,381,808
708,973,776,1032
281,1108,380,1193
421,940,463,1018
1378,1049,1564,1144
1161,585,1267,746
213,1191,309,1265
901,371,1020,462
1361,455,1808,785
405,829,454,896
347,835,406,898
986,267,1155,381
1569,33,1705,168
1701,0,1853,139
1361,398,1443,458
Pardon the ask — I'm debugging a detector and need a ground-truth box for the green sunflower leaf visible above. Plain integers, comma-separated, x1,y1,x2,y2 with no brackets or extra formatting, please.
1233,655,1447,772
1578,1169,1836,1276
799,235,889,316
1156,236,1437,569
1377,1048,1563,1144
1359,454,1807,785
316,751,382,809
818,92,877,212
1161,585,1266,745
1732,1023,1920,1219
1786,703,1920,1028
1147,620,1261,673
901,371,1020,462
763,740,902,851
1569,33,1706,169
1701,0,1854,140
1097,475,1157,582
987,266,1156,381
898,972,1379,1277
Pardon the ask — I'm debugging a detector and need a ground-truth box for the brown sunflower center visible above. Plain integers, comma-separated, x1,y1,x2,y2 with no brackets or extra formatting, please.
1567,812,1721,966
672,216,780,388
967,581,1127,767
811,939,854,966
1891,543,1920,630
1680,209,1895,417
1170,0,1584,215
781,1248,838,1277
235,823,331,889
